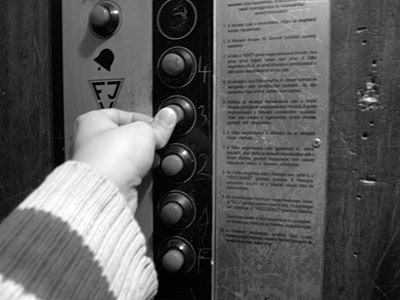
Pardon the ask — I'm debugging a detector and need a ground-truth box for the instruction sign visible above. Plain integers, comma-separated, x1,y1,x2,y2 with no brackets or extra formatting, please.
214,0,330,299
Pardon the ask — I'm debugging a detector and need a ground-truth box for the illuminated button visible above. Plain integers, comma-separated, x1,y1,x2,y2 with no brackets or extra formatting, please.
161,202,184,225
161,154,184,176
161,53,186,77
90,5,110,27
162,249,185,273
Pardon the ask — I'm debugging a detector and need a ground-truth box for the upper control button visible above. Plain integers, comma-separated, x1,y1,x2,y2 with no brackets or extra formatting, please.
89,1,121,38
90,5,110,27
161,53,186,77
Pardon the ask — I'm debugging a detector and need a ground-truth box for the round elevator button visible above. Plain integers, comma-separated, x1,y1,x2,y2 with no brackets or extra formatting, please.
90,5,110,27
161,53,186,77
159,191,195,229
159,238,195,273
160,202,184,225
162,249,185,273
161,154,184,176
158,144,196,183
157,47,196,88
89,1,121,38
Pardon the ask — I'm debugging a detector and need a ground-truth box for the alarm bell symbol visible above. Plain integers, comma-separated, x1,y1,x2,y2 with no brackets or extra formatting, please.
94,49,114,71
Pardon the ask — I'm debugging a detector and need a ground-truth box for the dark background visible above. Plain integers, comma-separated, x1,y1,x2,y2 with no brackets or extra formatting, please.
0,1,63,220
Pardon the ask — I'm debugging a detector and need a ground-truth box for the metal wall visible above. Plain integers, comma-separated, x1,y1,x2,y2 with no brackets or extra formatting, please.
325,1,400,298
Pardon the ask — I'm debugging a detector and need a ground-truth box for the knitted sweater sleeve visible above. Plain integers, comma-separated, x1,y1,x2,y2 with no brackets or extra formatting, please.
0,161,158,300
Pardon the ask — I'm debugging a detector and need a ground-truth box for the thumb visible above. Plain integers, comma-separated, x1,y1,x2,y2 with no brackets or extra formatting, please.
151,107,179,149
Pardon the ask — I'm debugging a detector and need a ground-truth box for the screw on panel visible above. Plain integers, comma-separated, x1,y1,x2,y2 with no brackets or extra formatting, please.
312,138,322,148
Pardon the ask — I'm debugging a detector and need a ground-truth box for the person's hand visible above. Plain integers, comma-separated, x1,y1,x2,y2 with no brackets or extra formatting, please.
70,108,178,207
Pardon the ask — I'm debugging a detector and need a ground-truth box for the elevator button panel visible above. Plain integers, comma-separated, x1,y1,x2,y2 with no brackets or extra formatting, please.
153,0,212,298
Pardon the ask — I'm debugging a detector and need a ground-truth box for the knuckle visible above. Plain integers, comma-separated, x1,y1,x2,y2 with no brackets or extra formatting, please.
135,121,154,134
74,110,99,126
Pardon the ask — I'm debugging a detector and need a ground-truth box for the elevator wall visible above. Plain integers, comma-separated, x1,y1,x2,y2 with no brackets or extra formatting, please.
325,1,400,298
0,1,63,220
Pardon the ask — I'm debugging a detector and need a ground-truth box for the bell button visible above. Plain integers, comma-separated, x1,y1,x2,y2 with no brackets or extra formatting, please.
90,5,110,27
161,154,184,177
161,53,186,77
89,1,121,38
162,249,185,273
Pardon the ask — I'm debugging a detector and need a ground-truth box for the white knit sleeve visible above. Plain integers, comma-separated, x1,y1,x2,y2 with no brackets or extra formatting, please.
0,161,158,300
